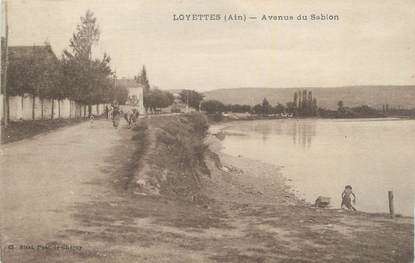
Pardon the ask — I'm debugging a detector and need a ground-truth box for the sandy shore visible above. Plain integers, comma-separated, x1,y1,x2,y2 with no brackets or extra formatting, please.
202,133,414,262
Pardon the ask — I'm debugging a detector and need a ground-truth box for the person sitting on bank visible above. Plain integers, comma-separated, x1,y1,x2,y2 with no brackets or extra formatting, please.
341,185,357,211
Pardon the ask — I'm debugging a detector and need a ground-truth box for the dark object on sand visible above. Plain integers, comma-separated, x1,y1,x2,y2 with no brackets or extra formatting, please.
315,196,331,208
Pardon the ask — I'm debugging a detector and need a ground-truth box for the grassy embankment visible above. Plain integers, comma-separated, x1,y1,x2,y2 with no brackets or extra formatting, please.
125,113,213,200
1,118,87,144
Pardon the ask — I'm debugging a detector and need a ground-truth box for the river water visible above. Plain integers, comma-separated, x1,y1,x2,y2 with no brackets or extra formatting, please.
216,118,415,216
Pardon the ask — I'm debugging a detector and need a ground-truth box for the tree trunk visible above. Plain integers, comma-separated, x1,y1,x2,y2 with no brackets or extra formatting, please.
21,96,24,120
41,98,44,120
32,95,35,121
51,99,54,120
6,95,9,123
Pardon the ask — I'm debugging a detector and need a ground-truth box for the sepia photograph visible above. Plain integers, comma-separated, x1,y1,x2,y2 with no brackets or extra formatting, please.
0,0,414,262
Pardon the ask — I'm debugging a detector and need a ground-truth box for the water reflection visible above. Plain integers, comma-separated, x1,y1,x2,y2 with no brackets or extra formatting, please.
243,120,317,149
290,121,316,149
251,122,272,141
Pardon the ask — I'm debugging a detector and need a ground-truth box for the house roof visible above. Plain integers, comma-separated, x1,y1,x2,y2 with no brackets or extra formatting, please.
8,45,58,62
117,78,143,89
6,45,61,97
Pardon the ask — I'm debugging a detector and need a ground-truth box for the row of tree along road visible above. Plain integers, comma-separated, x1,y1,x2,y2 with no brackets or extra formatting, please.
4,11,120,118
2,10,181,120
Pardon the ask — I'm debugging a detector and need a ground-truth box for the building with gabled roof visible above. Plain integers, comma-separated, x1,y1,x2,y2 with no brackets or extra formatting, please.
117,78,145,114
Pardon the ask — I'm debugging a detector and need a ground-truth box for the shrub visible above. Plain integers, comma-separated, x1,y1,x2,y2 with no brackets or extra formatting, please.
184,113,209,137
201,100,225,114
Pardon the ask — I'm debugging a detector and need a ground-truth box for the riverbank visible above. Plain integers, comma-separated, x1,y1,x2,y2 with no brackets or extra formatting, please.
211,113,411,126
205,134,413,262
211,117,415,216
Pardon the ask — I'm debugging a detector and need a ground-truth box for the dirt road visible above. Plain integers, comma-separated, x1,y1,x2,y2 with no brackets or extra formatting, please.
0,119,128,261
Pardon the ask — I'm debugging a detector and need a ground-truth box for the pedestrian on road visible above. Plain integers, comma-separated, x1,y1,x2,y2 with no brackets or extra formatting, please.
89,114,95,126
341,185,357,211
104,105,109,119
112,105,121,128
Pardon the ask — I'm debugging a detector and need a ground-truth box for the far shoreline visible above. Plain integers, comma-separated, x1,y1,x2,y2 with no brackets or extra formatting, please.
212,114,413,124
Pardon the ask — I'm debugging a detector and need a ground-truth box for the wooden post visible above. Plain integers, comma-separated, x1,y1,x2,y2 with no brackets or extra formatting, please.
388,191,394,218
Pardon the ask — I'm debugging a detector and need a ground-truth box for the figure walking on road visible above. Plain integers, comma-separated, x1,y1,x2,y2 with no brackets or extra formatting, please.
341,185,357,211
112,104,121,128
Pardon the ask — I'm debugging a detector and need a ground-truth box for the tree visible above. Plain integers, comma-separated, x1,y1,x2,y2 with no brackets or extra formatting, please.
240,104,251,113
286,102,296,114
112,84,129,104
139,66,150,93
7,44,62,99
88,53,113,104
227,104,251,113
252,104,263,114
61,10,113,106
152,89,174,109
262,98,271,115
145,89,174,112
201,100,225,114
136,65,151,111
274,103,285,114
337,100,346,114
179,89,204,110
293,91,298,108
312,98,318,116
69,10,100,60
292,89,318,117
302,90,307,110
337,100,344,111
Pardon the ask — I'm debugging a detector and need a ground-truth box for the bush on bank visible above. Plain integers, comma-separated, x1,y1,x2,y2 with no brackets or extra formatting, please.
132,113,211,200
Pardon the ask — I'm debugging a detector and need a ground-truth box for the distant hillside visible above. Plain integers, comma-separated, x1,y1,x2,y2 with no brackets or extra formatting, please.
203,86,415,110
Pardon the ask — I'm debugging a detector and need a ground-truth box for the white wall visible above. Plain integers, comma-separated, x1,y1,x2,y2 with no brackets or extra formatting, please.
8,96,23,121
92,104,98,115
53,99,59,119
71,101,78,118
82,105,87,117
22,94,33,120
60,99,71,119
4,95,107,121
34,96,42,120
42,98,53,120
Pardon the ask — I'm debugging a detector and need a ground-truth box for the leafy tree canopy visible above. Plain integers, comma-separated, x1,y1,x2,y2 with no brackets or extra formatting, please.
201,100,225,114
179,89,204,110
61,10,113,104
146,89,174,112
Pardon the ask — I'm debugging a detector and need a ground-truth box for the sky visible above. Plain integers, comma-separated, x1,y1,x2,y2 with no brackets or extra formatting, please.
4,0,415,91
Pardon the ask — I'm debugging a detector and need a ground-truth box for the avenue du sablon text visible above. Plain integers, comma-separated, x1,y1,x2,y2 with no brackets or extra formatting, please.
173,13,340,22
